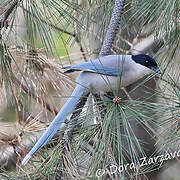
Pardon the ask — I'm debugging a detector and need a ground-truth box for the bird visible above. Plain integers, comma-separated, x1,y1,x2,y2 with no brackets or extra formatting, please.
21,54,161,165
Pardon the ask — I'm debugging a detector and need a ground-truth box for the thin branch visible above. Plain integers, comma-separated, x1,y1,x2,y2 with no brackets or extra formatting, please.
0,0,22,29
13,76,58,115
72,2,87,62
129,34,164,55
74,36,87,62
23,8,87,62
22,8,76,38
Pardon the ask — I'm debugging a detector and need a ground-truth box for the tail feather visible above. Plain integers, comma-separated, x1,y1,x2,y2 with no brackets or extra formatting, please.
21,84,88,165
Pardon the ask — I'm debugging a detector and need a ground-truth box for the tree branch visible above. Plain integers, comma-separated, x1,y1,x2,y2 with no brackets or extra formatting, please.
0,0,22,29
99,0,125,56
22,8,76,38
13,76,58,115
22,8,87,62
56,1,126,177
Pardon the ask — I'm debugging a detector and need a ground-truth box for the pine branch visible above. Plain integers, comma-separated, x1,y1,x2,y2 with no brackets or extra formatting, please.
95,0,125,122
22,8,87,62
22,8,75,38
99,0,125,56
13,76,58,115
57,1,126,177
0,0,22,29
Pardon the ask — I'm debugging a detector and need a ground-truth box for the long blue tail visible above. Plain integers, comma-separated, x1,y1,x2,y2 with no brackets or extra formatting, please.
21,84,88,165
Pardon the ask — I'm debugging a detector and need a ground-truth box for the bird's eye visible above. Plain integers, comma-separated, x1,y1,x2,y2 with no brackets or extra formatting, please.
145,60,148,63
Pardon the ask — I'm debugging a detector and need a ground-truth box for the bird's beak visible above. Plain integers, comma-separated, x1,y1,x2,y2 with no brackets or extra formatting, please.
151,66,162,74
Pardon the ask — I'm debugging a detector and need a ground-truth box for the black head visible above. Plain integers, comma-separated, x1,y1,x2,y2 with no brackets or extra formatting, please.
132,54,161,73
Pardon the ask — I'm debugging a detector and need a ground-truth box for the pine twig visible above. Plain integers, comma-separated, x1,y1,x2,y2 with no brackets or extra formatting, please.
13,76,58,115
22,8,87,62
0,0,22,29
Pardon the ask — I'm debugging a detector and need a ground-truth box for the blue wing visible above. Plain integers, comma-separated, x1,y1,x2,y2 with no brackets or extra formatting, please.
63,60,121,76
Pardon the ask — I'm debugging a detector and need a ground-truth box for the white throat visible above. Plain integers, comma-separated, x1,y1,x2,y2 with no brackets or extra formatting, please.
132,62,152,80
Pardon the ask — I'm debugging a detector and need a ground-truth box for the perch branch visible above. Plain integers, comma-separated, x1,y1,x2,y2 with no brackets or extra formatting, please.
96,0,125,121
57,1,126,177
